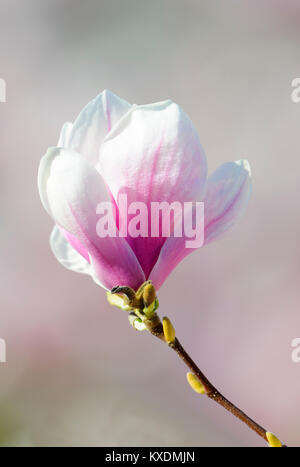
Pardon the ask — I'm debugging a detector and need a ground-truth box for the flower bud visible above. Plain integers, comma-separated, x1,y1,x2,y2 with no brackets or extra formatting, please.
142,283,156,307
186,372,206,394
128,313,147,331
106,291,132,310
162,317,176,344
266,432,282,447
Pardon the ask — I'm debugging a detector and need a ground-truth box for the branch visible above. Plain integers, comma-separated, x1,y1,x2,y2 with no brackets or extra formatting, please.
146,315,286,447
108,286,285,447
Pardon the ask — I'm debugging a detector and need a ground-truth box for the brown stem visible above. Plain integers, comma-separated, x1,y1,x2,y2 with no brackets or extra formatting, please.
148,320,286,447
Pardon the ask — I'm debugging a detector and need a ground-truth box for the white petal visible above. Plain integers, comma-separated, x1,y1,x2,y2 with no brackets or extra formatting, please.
57,121,73,147
68,90,131,165
204,159,252,244
37,146,60,216
98,100,207,204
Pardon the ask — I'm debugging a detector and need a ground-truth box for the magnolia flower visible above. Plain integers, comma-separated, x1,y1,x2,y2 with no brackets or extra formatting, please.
38,90,251,292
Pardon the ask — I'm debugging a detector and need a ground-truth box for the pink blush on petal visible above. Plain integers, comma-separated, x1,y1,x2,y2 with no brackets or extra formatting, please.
61,228,90,263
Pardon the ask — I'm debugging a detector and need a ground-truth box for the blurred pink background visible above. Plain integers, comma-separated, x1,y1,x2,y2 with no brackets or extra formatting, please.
0,0,300,446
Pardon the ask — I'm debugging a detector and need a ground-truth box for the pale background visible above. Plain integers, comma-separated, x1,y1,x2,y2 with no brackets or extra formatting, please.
0,0,299,447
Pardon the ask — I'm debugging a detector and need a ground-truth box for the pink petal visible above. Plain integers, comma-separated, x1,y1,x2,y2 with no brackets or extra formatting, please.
149,160,251,289
98,100,207,278
38,147,145,290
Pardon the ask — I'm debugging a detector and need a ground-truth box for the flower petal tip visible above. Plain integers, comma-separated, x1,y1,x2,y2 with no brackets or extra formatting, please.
235,159,252,176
